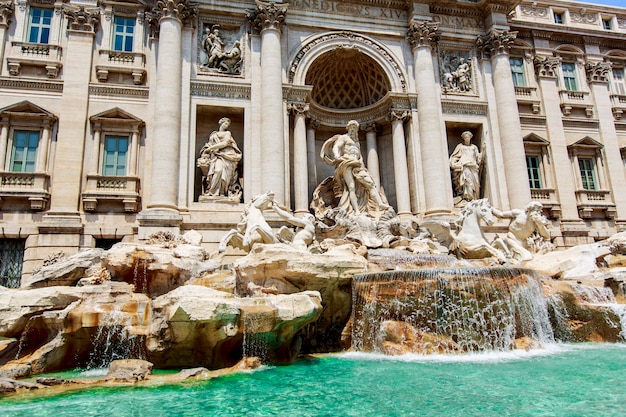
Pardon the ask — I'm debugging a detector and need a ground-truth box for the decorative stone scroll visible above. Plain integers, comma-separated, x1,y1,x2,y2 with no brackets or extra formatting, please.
586,62,611,84
476,29,517,58
63,6,100,33
406,20,439,50
534,56,560,78
247,1,288,34
0,1,14,27
520,5,549,19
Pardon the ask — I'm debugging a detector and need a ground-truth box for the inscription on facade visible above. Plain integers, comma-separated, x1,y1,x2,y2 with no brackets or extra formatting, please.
432,15,485,30
288,0,407,19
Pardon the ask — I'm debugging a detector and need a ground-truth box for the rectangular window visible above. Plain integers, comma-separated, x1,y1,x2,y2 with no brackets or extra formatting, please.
554,12,564,24
0,239,25,288
562,63,578,91
10,130,39,172
28,8,53,44
113,16,135,52
603,19,612,30
103,135,128,176
612,68,625,95
526,155,542,189
510,57,526,87
578,158,597,191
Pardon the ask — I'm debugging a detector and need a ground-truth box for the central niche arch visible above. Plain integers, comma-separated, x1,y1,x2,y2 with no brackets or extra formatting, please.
305,47,391,110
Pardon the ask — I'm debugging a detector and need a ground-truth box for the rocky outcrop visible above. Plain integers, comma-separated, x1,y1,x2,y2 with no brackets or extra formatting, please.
234,243,368,352
23,249,106,289
104,242,220,297
147,285,322,368
105,359,153,382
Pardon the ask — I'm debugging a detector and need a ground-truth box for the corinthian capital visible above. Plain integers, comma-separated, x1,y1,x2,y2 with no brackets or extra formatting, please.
152,0,196,24
288,102,309,115
387,109,410,122
534,56,561,78
407,20,439,50
476,29,517,57
63,6,100,34
248,1,288,34
0,1,14,27
586,61,612,84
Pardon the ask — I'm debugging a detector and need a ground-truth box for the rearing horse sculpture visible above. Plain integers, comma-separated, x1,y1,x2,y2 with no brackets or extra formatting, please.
218,191,279,253
423,199,508,262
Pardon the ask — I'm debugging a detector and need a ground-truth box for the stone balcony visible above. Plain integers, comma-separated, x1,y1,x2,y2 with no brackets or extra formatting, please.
575,189,616,219
0,171,50,210
610,94,626,120
6,42,63,78
530,188,561,219
514,86,541,114
82,174,141,213
95,50,146,85
559,90,594,117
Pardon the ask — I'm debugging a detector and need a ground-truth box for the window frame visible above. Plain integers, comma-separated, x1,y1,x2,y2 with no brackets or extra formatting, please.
561,62,579,91
525,155,543,189
112,15,135,53
9,129,40,173
510,57,527,87
611,67,625,96
577,157,597,191
553,12,564,24
102,134,129,176
27,7,53,44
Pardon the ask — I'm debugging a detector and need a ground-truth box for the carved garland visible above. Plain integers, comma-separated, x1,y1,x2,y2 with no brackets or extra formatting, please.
288,31,407,93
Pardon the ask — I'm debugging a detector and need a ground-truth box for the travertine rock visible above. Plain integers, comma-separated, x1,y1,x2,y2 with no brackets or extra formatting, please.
105,359,153,382
23,249,106,289
234,243,368,351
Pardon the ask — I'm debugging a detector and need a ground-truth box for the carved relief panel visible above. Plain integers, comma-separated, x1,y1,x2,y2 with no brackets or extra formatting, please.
198,21,244,75
439,49,474,95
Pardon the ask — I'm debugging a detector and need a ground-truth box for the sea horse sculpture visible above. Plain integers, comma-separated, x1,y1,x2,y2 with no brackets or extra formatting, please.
423,199,507,262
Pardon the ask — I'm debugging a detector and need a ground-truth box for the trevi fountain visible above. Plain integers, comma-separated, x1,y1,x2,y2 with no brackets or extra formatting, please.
1,120,625,415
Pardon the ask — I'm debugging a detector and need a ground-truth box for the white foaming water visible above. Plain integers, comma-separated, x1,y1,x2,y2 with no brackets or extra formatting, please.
336,342,606,364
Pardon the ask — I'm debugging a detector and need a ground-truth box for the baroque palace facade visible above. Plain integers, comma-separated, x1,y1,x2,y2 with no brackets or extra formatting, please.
0,0,624,283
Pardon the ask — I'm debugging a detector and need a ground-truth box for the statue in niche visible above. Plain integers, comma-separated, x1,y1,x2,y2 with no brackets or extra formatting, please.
449,131,484,205
492,202,553,262
197,117,242,201
199,24,242,75
442,54,472,93
318,120,389,217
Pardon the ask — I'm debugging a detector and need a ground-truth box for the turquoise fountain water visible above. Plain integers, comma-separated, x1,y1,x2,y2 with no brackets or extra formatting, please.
1,344,625,416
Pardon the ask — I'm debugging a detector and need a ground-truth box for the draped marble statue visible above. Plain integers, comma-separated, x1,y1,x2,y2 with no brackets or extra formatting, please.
197,117,242,201
449,131,484,205
317,120,389,218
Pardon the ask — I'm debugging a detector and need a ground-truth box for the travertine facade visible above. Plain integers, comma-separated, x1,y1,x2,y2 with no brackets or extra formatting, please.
0,0,624,281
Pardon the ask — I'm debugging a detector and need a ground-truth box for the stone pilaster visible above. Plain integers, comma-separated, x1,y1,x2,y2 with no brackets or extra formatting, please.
249,1,288,202
407,20,452,216
388,110,411,216
534,56,580,222
0,1,13,67
138,0,195,237
46,6,100,215
289,103,309,214
476,29,531,209
363,123,380,190
586,61,626,224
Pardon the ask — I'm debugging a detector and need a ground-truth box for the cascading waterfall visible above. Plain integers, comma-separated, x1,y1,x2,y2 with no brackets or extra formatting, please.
241,310,270,362
352,268,557,354
572,284,626,340
133,258,149,295
86,305,144,369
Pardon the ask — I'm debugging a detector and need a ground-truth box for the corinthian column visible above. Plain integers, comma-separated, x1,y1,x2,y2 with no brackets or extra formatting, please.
289,103,309,214
476,30,530,209
586,62,626,223
145,0,195,213
407,20,452,215
388,110,411,216
363,123,380,189
249,1,288,202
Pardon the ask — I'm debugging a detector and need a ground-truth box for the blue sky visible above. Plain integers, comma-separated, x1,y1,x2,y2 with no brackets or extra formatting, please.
572,0,625,7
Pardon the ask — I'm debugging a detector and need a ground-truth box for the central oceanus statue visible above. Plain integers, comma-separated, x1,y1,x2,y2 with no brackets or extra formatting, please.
423,199,507,262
